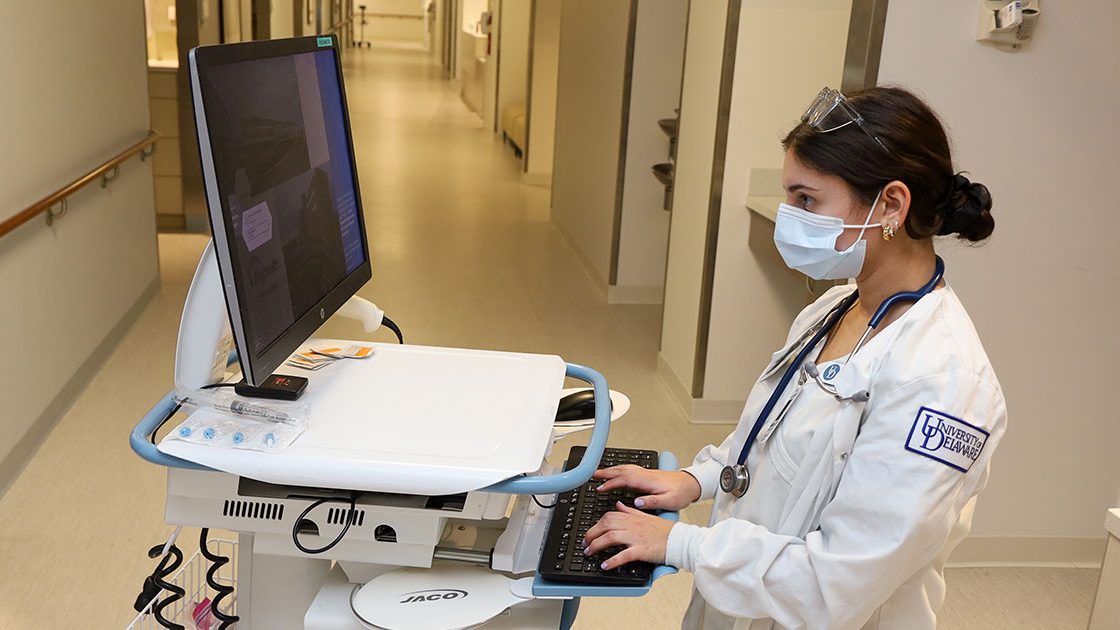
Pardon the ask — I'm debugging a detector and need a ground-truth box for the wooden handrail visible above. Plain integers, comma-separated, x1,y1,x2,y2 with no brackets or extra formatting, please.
0,130,160,239
326,15,355,34
365,13,424,20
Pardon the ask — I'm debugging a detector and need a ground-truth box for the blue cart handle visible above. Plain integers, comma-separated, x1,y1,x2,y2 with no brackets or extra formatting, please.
129,391,216,471
483,363,611,495
129,362,614,490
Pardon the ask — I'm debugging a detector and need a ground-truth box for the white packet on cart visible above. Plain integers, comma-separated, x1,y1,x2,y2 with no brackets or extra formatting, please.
173,386,311,428
166,408,305,453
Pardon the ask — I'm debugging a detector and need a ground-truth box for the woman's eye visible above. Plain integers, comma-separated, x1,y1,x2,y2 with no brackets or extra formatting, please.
799,194,813,209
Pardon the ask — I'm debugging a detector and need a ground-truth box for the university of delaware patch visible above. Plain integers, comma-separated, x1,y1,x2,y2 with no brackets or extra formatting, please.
905,407,989,472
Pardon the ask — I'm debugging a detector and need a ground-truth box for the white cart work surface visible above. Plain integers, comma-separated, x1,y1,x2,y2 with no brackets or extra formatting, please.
158,340,567,495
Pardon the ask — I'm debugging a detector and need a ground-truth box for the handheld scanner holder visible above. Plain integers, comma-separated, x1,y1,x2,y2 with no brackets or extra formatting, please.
174,241,386,392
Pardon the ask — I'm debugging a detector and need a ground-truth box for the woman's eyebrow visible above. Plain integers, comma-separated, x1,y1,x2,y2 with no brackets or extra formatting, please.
785,183,818,193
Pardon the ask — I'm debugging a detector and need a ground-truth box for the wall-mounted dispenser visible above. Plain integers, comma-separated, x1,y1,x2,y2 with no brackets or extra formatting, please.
977,0,1041,51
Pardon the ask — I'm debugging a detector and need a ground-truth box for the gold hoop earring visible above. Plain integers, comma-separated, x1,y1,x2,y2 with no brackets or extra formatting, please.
882,223,898,241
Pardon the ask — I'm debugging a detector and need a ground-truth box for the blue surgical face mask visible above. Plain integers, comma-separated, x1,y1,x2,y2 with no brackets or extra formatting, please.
773,189,883,280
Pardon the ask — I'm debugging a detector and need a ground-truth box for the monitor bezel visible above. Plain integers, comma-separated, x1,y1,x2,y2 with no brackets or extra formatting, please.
189,35,372,387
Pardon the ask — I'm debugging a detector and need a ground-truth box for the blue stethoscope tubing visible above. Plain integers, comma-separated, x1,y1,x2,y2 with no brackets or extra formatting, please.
719,257,945,496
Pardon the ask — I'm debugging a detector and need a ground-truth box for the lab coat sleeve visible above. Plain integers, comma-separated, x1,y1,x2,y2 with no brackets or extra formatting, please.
665,372,1006,629
682,429,739,502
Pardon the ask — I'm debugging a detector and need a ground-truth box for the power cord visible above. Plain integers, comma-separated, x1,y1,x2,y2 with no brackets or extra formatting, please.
134,538,186,629
150,402,183,445
199,528,239,629
382,315,404,344
531,495,556,509
148,383,232,445
291,494,358,554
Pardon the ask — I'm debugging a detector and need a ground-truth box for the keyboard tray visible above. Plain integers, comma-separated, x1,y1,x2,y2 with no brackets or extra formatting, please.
531,450,679,598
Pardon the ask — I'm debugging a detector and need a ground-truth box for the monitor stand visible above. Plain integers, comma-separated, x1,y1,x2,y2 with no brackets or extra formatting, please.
174,240,388,393
234,374,309,401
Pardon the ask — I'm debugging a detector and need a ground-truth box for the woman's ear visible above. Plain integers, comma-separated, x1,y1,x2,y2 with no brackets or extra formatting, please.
880,180,911,231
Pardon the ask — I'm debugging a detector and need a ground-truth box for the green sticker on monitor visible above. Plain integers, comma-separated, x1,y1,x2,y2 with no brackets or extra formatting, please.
317,36,332,47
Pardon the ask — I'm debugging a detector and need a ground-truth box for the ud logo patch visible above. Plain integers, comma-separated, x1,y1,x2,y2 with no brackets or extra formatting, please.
905,407,989,472
822,363,841,381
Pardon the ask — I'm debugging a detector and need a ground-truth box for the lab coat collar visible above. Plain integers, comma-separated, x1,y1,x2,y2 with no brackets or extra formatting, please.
758,287,856,382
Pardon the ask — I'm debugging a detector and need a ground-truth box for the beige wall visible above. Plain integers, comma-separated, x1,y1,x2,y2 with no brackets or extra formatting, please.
659,0,731,392
496,0,531,138
0,1,159,470
481,0,499,132
702,3,851,404
549,0,632,287
525,0,560,182
271,0,295,38
879,1,1120,543
612,0,687,299
461,0,487,31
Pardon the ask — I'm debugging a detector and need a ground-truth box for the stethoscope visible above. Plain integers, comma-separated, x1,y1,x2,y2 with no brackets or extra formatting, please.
719,256,945,498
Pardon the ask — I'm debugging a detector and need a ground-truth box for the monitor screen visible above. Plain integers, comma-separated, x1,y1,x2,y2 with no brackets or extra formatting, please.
191,37,371,386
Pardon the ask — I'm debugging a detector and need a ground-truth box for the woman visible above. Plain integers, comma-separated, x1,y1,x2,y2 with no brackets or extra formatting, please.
582,86,1006,629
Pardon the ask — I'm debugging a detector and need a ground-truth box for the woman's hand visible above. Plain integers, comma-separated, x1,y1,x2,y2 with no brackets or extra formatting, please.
582,502,675,569
592,467,702,512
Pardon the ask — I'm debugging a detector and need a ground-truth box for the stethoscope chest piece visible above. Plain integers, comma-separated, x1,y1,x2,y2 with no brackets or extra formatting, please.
720,464,750,498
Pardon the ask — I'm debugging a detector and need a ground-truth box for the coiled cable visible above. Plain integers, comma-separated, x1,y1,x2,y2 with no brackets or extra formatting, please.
199,528,240,629
144,543,186,630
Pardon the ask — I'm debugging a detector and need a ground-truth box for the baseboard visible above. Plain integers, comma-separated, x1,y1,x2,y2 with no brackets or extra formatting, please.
948,536,1107,568
657,352,692,418
656,354,742,425
0,275,160,499
607,284,663,305
156,213,186,232
520,172,551,187
184,213,210,234
691,398,745,424
552,220,608,299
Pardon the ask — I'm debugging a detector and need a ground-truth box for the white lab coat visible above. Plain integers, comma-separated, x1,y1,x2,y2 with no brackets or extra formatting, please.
665,283,1006,630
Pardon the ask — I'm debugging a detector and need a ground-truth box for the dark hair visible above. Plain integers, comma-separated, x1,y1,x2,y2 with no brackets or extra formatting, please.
781,86,994,242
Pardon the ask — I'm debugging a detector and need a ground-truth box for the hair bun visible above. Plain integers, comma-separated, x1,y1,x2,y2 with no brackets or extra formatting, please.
939,174,994,241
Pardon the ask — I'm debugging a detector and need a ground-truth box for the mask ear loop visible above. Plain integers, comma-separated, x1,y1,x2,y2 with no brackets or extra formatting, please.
838,188,885,252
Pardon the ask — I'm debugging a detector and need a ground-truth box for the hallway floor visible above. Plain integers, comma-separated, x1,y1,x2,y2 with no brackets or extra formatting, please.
0,42,1101,629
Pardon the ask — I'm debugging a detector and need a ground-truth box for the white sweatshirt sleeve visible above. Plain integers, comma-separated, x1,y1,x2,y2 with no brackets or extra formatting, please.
665,372,1006,629
681,428,740,502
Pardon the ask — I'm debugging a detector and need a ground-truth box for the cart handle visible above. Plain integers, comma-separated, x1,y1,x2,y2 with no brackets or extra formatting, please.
483,363,612,495
129,363,614,489
129,390,216,471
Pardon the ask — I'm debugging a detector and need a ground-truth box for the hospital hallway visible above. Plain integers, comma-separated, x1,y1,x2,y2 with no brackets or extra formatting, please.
0,43,1100,629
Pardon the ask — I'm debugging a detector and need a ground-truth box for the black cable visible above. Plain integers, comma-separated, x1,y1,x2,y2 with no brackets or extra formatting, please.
199,528,240,629
142,543,186,630
381,315,404,344
292,495,357,554
531,495,556,509
150,403,183,445
149,383,231,445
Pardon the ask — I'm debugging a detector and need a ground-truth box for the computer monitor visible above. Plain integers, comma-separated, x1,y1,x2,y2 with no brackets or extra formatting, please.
189,35,371,387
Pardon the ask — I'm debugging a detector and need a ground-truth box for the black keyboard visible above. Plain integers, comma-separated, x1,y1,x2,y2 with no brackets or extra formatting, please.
537,446,660,586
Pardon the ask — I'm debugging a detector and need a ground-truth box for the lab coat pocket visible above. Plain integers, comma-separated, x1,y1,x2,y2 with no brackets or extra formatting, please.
769,426,799,487
775,401,865,537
